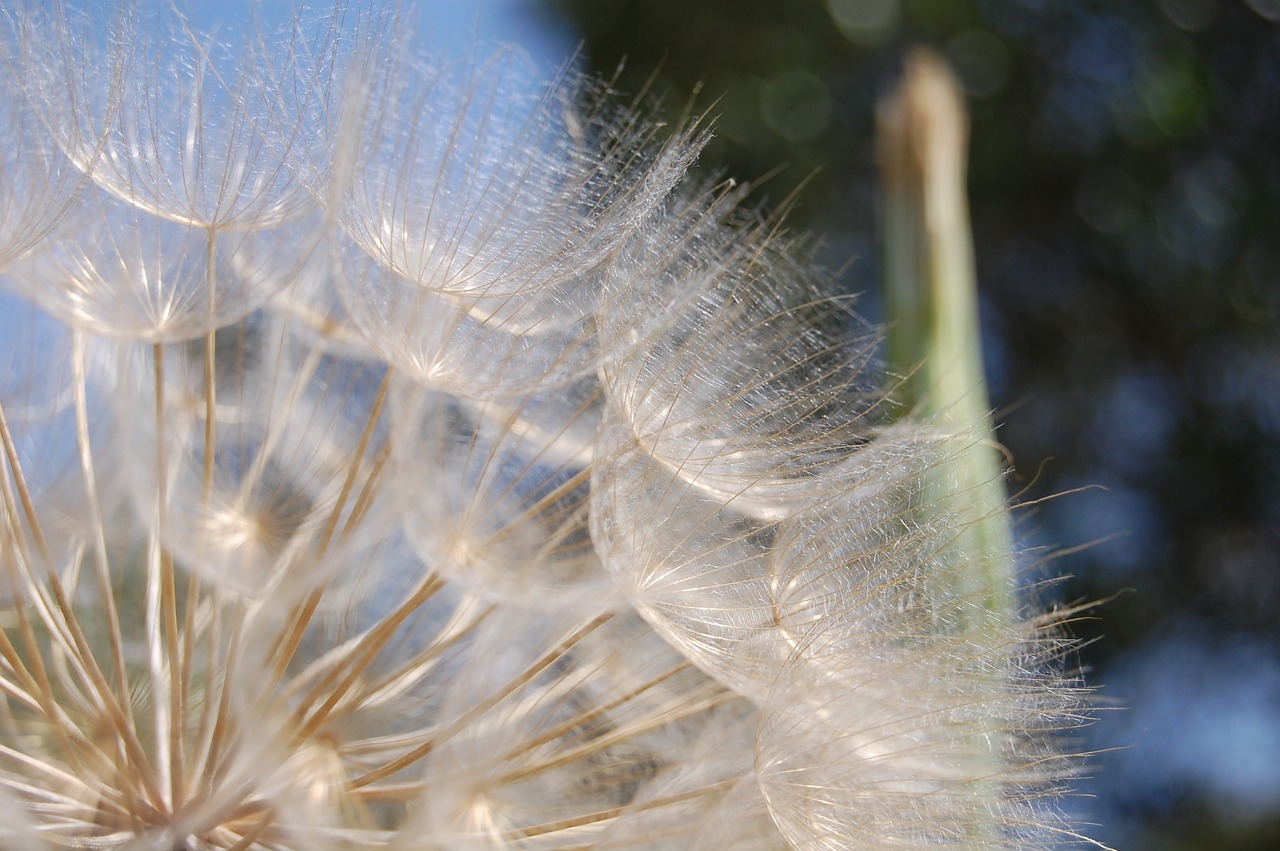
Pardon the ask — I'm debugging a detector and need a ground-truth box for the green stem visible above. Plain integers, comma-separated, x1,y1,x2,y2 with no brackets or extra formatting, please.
878,50,1015,641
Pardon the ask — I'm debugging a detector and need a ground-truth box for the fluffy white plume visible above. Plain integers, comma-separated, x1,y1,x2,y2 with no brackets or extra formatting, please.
0,2,1094,849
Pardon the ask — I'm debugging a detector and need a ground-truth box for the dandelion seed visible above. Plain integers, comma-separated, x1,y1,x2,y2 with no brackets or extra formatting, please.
0,4,98,269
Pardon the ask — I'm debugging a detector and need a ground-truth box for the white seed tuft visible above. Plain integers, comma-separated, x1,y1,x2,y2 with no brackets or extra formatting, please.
0,3,1096,849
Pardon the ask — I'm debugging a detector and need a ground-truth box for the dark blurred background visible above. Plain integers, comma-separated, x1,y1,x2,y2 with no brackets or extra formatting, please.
529,0,1280,847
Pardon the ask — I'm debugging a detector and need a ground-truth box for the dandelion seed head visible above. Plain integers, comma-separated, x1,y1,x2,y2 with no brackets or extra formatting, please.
0,2,1097,849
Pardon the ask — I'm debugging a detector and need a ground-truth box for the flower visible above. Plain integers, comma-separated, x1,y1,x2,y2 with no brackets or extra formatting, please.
0,3,1094,849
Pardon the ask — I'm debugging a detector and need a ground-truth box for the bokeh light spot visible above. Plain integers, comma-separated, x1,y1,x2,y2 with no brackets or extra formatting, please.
760,71,832,142
825,0,899,46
